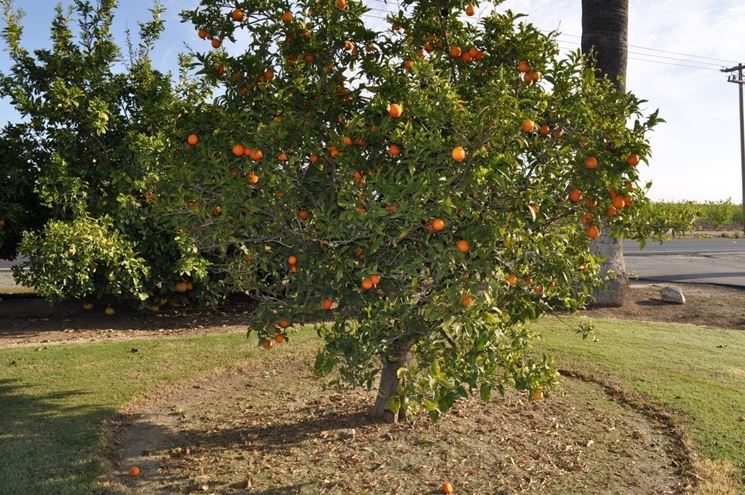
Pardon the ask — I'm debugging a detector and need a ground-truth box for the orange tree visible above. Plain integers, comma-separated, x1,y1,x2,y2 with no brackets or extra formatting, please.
1,0,212,309
169,0,667,421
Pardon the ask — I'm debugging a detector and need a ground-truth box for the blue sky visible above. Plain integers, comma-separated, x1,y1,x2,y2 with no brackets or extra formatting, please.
1,0,743,202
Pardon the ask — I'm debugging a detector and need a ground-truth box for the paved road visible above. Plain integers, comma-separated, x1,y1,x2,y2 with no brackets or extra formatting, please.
623,238,745,255
623,238,745,287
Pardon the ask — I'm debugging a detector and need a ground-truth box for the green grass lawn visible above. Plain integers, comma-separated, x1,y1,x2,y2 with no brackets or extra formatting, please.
0,329,319,495
1,319,744,494
535,317,745,487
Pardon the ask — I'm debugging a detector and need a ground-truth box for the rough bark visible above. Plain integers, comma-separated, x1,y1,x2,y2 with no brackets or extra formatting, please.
582,0,631,307
370,347,413,423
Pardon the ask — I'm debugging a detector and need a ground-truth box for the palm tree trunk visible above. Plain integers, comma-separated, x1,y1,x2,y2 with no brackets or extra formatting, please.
582,0,630,307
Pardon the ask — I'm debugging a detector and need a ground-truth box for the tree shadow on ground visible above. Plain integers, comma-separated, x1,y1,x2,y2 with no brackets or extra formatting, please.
0,378,116,495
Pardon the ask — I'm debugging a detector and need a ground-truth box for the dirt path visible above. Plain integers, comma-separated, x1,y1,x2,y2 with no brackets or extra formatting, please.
102,353,693,495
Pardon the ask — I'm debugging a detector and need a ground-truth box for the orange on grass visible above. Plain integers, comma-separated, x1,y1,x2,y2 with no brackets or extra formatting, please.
322,298,334,310
441,482,454,494
369,273,381,286
129,466,141,477
506,274,518,287
231,8,244,21
626,153,640,166
262,339,273,350
274,333,285,344
451,146,466,162
530,389,544,401
568,189,582,203
287,255,298,266
465,4,475,15
516,60,530,73
388,102,403,118
584,156,598,170
456,239,470,253
430,218,446,231
211,38,222,49
586,224,601,239
521,119,535,133
361,278,373,290
388,143,401,156
187,134,199,146
232,143,245,157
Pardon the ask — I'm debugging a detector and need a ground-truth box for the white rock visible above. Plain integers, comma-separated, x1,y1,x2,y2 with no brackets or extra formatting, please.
661,286,685,304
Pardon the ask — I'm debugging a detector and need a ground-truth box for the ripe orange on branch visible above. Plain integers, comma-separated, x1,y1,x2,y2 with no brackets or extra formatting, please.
521,119,535,133
456,239,470,253
187,134,199,146
626,153,640,166
568,189,582,203
388,103,403,118
584,156,598,170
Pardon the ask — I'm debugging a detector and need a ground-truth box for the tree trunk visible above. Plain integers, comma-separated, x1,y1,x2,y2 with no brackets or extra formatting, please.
370,347,412,423
582,0,630,307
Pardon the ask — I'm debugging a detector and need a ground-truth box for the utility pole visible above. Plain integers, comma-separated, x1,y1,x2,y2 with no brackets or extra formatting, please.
722,63,745,233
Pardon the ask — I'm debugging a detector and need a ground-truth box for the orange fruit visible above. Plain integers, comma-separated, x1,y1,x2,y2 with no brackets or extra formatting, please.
342,135,353,146
175,281,189,293
530,389,544,401
287,255,298,266
506,274,518,287
297,209,309,221
104,306,116,316
586,224,601,239
581,212,593,225
289,265,298,273
430,218,445,231
465,4,475,15
612,196,626,209
388,143,401,156
322,298,334,310
626,153,640,166
388,103,403,118
623,195,633,206
516,60,530,73
456,239,470,253
403,59,414,71
232,143,245,157
584,198,597,209
527,71,541,82
361,278,373,290
275,333,285,344
211,38,222,49
251,149,264,161
441,482,454,494
328,145,341,158
129,466,141,477
278,151,288,161
539,124,550,136
521,119,535,133
584,156,598,170
83,302,94,311
343,40,354,51
231,8,244,21
304,53,315,63
369,273,381,286
353,170,364,182
568,189,582,203
309,153,319,163
336,0,347,9
187,134,199,146
246,172,259,184
281,10,293,23
460,293,473,307
278,318,290,329
197,29,209,40
449,46,462,58
606,206,618,217
214,64,225,76
262,339,273,350
451,146,466,162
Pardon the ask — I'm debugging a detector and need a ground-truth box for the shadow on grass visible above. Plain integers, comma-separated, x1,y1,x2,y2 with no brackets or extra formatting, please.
0,378,115,495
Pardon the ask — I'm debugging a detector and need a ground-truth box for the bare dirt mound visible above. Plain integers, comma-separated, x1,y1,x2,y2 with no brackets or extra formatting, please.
104,353,694,495
582,282,745,330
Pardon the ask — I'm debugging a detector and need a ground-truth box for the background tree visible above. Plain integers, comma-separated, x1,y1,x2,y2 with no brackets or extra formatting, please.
581,0,631,307
165,0,671,423
1,0,210,310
